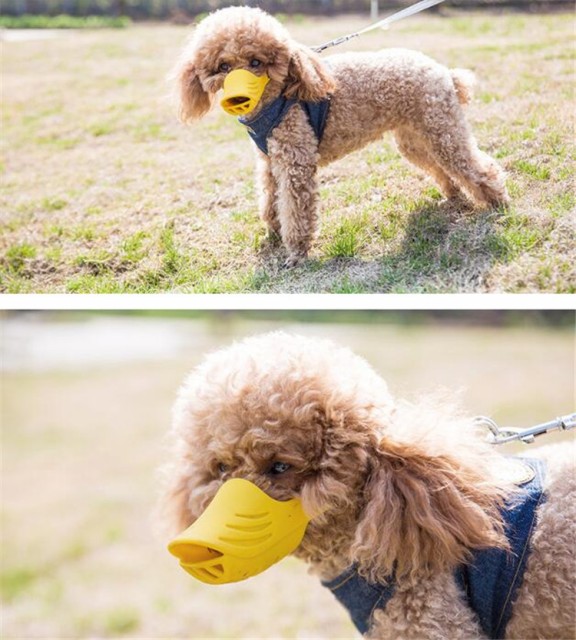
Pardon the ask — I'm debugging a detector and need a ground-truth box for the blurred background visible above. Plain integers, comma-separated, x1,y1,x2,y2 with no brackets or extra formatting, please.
1,310,575,638
1,0,572,25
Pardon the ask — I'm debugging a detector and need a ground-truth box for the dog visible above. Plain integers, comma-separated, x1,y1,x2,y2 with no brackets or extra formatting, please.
160,332,575,640
173,7,510,267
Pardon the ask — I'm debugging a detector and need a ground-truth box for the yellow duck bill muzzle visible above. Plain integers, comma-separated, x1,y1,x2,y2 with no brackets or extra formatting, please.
167,478,310,584
220,69,270,116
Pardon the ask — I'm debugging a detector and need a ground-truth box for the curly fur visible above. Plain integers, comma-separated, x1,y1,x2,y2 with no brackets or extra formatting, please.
173,7,510,266
159,332,575,639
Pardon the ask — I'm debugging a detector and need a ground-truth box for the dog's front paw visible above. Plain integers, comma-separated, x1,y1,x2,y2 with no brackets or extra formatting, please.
284,252,307,268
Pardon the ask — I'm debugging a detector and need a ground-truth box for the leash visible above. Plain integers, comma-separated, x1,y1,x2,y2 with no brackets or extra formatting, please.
312,0,446,53
476,413,576,445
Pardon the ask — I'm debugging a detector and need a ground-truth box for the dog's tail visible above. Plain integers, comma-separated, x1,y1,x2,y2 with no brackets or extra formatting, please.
450,68,476,105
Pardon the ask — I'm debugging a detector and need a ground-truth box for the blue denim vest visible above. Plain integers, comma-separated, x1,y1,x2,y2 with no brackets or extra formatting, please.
322,458,547,639
239,95,331,155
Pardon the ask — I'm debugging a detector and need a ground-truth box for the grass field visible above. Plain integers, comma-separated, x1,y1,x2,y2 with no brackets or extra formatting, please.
1,11,575,293
2,312,575,638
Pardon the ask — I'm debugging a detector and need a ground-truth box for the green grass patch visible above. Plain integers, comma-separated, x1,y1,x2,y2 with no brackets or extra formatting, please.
121,231,150,263
329,276,369,294
159,224,187,275
0,14,130,29
3,243,37,273
88,122,117,137
491,219,545,259
547,192,576,217
325,216,368,258
66,274,126,293
71,225,99,242
42,196,68,212
0,567,38,602
513,160,552,181
35,134,80,150
74,251,115,274
104,608,140,635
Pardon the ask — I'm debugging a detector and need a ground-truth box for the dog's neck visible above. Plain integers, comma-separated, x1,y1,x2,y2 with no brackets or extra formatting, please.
292,462,375,582
293,508,361,581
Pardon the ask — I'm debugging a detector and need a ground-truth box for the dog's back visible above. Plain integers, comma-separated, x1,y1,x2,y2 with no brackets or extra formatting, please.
318,49,465,164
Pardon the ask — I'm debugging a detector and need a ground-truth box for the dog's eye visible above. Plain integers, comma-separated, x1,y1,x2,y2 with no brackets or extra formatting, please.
217,462,229,474
249,59,261,68
268,461,291,476
218,62,231,73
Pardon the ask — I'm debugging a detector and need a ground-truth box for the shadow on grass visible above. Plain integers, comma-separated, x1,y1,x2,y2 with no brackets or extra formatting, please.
374,201,508,293
253,199,510,294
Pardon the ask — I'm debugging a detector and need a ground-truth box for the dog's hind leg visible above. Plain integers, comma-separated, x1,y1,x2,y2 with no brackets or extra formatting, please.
416,115,510,209
394,128,467,203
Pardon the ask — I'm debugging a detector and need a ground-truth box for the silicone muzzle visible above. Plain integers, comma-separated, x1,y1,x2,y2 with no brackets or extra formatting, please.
220,69,270,116
167,478,310,584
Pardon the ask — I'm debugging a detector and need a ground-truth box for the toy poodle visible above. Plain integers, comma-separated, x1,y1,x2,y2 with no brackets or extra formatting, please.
160,332,575,640
174,7,510,266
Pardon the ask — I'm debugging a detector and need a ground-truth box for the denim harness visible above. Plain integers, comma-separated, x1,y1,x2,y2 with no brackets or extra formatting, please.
322,458,547,639
238,95,331,155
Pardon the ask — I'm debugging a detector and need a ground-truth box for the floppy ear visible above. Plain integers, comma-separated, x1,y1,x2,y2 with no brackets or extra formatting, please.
285,45,336,102
351,439,508,584
299,410,375,519
176,62,214,121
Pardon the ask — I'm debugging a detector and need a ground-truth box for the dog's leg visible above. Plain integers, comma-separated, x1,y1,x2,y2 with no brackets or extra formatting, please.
417,115,510,209
269,146,319,268
255,154,281,243
394,128,468,204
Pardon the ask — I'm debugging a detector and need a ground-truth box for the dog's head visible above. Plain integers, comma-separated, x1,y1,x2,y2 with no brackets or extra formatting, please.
173,7,336,121
161,332,508,584
163,332,392,529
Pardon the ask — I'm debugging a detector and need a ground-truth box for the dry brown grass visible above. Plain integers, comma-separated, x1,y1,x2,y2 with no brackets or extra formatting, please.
2,313,575,638
1,12,575,293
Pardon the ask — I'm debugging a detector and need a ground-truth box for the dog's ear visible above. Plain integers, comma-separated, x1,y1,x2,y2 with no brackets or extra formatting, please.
285,45,336,102
351,439,508,584
176,62,214,121
299,413,374,519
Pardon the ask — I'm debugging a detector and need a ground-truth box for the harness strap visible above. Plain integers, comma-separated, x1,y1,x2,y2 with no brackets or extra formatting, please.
454,458,547,639
239,95,331,155
321,564,395,635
